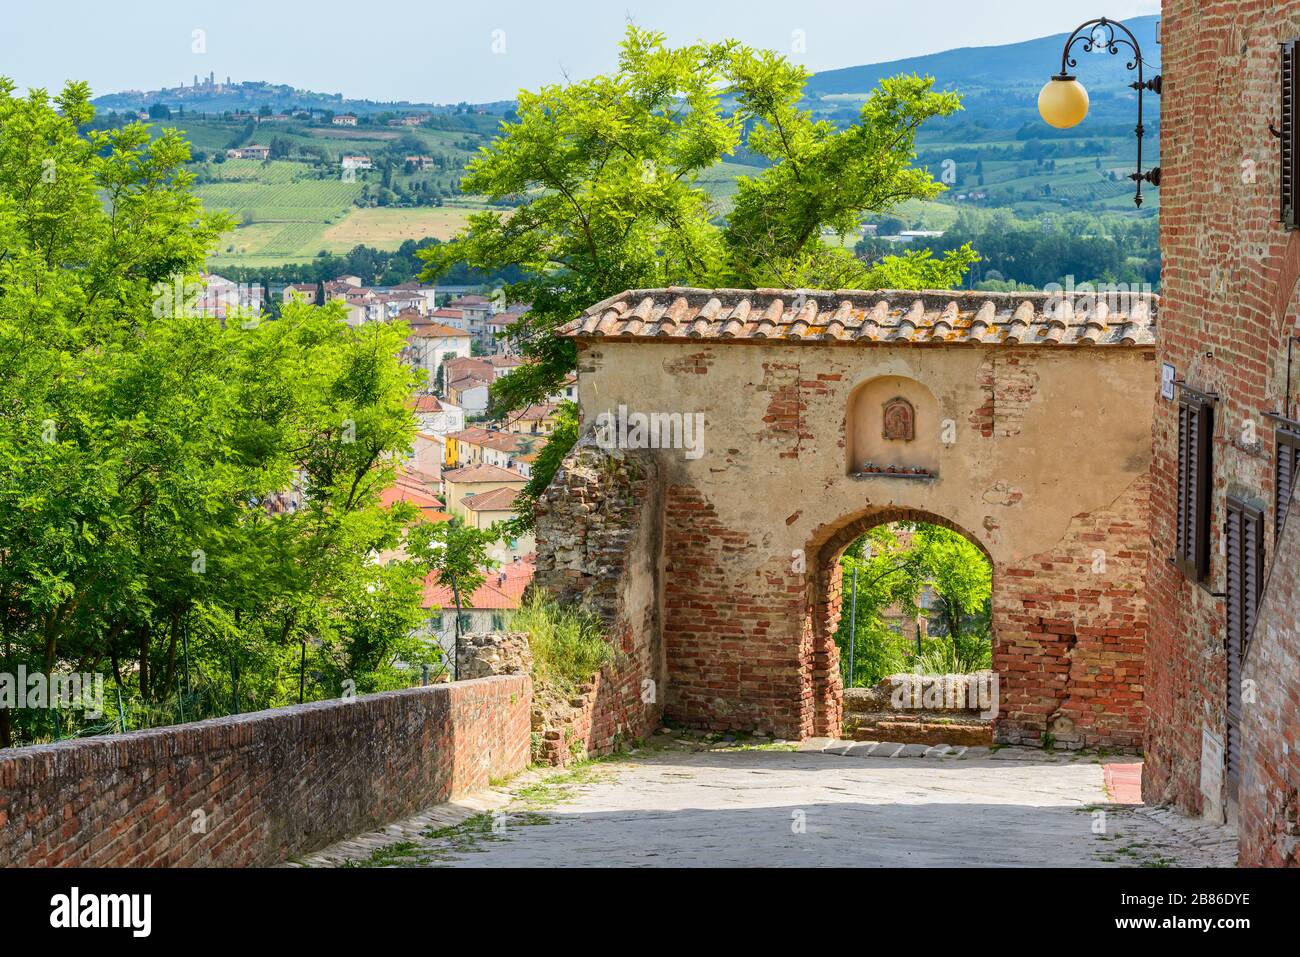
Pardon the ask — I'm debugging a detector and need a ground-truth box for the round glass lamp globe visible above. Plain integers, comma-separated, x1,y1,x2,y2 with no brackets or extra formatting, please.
1038,77,1089,129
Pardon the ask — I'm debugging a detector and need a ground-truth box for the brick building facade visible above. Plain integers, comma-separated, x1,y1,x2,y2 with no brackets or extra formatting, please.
1145,0,1300,866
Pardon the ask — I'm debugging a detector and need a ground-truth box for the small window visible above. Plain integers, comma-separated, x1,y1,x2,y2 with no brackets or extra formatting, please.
429,613,444,630
1174,387,1215,581
1275,416,1300,539
491,613,505,630
1282,39,1300,228
1224,496,1265,791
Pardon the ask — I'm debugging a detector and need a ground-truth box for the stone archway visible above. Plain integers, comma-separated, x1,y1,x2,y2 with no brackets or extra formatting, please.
539,287,1157,752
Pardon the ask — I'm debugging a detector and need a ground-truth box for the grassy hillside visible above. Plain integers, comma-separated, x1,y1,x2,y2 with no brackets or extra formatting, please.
144,115,498,267
806,15,1162,215
105,17,1161,271
197,158,486,267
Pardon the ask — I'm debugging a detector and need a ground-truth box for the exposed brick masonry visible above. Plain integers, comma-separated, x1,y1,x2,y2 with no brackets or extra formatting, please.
0,675,531,867
1239,500,1300,865
1147,1,1300,866
532,439,664,763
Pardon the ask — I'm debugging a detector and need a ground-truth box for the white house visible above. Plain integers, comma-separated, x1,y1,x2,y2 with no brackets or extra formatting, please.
388,282,440,313
411,394,465,438
447,373,490,416
428,307,469,332
404,316,472,393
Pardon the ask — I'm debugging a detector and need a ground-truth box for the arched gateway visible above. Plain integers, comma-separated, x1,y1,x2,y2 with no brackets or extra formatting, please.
533,288,1156,752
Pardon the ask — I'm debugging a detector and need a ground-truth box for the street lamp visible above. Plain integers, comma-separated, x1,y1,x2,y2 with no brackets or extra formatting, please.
1038,17,1162,207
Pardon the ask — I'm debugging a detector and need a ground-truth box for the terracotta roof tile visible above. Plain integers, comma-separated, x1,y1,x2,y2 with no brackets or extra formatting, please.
422,558,533,610
407,321,468,338
442,463,527,484
559,287,1158,347
461,486,520,512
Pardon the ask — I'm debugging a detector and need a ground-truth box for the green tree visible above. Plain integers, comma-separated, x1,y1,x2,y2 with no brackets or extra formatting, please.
834,524,993,686
419,27,978,504
407,518,499,680
0,80,431,746
835,527,925,687
911,525,992,671
508,401,578,532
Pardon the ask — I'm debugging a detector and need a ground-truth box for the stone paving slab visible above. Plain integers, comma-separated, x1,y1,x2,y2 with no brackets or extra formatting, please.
843,742,879,757
300,744,1236,869
286,768,551,867
797,739,1073,761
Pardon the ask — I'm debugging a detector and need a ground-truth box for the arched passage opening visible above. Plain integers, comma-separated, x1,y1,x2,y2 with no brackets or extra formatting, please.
804,507,998,741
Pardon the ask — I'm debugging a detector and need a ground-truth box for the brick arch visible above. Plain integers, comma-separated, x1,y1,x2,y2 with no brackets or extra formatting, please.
803,506,995,737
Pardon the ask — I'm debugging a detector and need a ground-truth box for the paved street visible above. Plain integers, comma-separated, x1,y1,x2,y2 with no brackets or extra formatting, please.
299,739,1236,868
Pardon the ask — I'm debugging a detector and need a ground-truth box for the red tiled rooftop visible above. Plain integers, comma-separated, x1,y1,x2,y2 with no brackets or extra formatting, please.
442,463,527,484
380,482,447,515
423,558,534,610
448,373,492,392
561,287,1157,347
407,321,468,338
512,403,557,421
461,486,520,512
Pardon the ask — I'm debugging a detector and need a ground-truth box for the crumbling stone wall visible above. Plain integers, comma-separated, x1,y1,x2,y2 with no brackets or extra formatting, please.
457,632,533,680
532,438,664,763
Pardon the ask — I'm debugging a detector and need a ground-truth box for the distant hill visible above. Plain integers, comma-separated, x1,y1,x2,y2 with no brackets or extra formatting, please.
92,16,1160,272
807,16,1160,97
92,79,514,117
800,16,1161,215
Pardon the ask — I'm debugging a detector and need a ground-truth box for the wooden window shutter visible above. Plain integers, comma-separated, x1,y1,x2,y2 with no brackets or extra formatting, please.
1224,496,1265,791
1175,391,1214,580
1277,420,1300,539
1284,39,1300,229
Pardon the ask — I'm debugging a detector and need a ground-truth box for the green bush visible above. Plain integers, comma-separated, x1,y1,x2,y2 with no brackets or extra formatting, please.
911,635,992,675
511,595,614,691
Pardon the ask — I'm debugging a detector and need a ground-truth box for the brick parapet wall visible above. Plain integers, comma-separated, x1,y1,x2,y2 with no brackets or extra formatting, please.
532,438,664,762
0,674,531,867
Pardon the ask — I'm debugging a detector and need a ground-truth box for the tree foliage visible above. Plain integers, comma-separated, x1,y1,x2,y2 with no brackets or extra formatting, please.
0,80,441,746
868,208,1160,290
419,27,979,502
835,524,992,686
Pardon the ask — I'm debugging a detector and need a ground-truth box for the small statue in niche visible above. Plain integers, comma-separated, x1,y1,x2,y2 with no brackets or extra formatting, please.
882,397,915,442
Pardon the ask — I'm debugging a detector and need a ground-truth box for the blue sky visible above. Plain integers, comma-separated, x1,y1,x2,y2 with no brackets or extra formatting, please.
2,0,1160,103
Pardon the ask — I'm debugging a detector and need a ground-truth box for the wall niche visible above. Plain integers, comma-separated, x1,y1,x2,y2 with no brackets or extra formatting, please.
845,375,941,478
